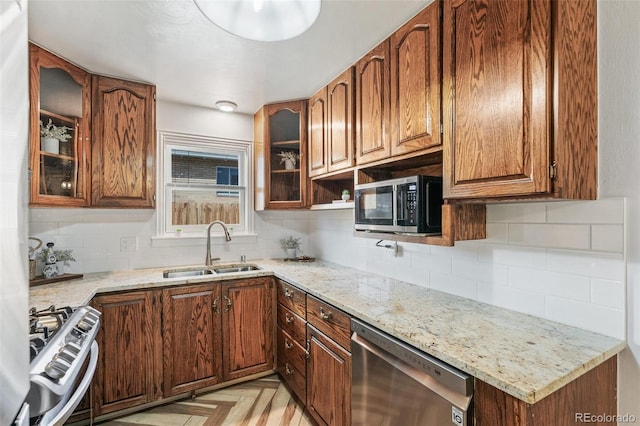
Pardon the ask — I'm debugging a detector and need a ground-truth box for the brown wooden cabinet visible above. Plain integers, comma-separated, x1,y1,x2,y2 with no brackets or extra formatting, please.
355,39,391,165
29,43,91,207
91,75,156,207
92,290,162,416
308,87,328,177
221,277,275,381
328,68,356,173
254,100,308,209
442,0,597,201
390,1,442,157
162,283,223,396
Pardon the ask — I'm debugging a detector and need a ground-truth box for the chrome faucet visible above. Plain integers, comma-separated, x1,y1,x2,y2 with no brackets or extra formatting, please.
205,220,232,266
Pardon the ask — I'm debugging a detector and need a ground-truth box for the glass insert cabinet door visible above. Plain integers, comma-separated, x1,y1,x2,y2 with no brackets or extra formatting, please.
264,101,308,208
29,44,91,206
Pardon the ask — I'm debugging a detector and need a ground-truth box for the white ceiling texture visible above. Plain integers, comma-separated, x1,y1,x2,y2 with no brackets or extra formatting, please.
28,0,431,115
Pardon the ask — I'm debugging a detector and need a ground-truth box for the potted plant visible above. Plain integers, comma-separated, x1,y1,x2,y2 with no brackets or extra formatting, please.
280,236,301,259
40,119,72,154
277,151,299,170
341,189,350,201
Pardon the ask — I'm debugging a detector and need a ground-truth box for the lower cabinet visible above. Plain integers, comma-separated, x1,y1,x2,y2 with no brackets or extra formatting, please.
92,290,162,416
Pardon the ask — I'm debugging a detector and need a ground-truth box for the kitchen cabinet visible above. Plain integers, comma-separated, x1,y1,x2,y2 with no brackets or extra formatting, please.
355,39,391,165
254,100,308,209
389,1,442,157
91,75,156,207
92,290,162,416
29,43,91,207
308,87,328,177
327,68,356,173
306,295,351,426
221,277,275,381
442,0,597,200
162,283,223,396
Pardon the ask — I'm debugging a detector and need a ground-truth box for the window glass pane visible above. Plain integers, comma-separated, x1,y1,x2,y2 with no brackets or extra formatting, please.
171,188,242,226
171,150,239,185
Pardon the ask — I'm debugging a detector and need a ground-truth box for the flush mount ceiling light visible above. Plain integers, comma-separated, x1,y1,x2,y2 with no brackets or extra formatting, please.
194,0,321,42
215,100,238,112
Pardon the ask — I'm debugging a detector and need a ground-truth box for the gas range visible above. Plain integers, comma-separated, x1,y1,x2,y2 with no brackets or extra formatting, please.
27,305,101,426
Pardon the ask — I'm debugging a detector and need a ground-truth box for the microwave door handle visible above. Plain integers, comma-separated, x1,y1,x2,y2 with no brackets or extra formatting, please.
392,186,398,226
397,186,405,224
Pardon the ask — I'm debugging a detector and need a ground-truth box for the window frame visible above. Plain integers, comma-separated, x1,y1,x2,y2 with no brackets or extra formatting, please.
156,131,254,237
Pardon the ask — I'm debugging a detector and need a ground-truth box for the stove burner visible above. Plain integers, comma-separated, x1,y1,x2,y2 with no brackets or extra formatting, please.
28,305,76,362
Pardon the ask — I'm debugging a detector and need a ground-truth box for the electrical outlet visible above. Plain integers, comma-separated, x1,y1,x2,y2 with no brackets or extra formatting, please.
120,236,138,252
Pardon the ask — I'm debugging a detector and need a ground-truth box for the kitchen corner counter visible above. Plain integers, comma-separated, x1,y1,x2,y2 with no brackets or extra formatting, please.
29,259,625,405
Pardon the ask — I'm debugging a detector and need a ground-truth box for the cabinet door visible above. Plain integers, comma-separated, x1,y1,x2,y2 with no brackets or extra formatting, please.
390,2,442,157
355,39,391,165
327,68,355,172
442,0,551,199
263,100,308,209
92,290,162,415
29,43,91,207
309,87,328,177
222,277,275,381
91,75,156,207
307,325,351,426
162,284,222,396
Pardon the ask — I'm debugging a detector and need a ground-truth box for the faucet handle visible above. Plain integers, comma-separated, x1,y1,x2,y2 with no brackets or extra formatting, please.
210,257,220,262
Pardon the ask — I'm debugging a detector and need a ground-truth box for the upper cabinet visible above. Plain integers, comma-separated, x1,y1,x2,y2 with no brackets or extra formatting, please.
254,100,308,210
308,87,328,177
28,43,156,208
91,76,156,208
29,44,91,207
327,68,356,173
390,2,442,157
442,0,597,200
355,40,391,165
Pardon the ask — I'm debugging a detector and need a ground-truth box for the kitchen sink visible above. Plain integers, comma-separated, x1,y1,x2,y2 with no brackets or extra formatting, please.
163,268,215,278
212,264,261,274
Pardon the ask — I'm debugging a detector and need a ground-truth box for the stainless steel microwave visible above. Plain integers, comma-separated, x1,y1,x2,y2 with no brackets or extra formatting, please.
354,175,443,234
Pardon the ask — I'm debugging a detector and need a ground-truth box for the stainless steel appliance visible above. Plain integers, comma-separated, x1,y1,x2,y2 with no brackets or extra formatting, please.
27,305,101,426
351,319,473,426
354,175,442,234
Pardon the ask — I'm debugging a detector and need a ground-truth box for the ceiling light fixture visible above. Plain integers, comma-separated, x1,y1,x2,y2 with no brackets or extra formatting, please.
194,0,321,42
215,100,238,112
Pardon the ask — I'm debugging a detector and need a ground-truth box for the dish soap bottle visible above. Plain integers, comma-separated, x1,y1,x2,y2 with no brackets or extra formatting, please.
42,242,59,278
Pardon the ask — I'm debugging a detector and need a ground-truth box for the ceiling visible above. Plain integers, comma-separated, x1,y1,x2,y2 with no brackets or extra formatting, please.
28,0,431,115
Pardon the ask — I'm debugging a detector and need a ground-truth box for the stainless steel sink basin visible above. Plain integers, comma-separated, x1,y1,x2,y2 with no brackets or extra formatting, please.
163,268,214,278
212,264,261,274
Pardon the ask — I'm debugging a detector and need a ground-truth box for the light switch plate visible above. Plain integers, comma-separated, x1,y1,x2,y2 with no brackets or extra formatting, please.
120,237,138,252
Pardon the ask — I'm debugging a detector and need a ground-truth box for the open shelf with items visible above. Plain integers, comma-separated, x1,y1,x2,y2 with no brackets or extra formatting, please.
310,169,355,210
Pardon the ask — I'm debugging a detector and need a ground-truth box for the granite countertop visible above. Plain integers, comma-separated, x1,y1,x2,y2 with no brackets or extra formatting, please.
29,259,626,404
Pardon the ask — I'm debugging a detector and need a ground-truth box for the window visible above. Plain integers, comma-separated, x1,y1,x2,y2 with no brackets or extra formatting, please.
157,132,253,236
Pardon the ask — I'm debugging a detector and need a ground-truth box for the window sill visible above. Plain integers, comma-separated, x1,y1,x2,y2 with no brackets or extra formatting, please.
151,232,258,248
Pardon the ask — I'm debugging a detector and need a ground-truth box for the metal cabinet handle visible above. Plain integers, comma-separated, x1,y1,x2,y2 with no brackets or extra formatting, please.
285,363,294,375
319,307,333,321
285,313,294,324
224,295,233,312
285,338,293,349
284,288,294,299
212,296,220,314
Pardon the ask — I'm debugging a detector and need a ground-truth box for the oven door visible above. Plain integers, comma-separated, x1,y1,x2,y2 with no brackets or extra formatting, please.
354,184,395,231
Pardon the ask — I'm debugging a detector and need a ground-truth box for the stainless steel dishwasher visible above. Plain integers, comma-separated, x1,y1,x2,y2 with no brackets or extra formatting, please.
351,319,473,426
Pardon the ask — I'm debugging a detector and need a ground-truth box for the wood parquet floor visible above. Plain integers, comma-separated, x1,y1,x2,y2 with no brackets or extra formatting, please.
97,375,314,426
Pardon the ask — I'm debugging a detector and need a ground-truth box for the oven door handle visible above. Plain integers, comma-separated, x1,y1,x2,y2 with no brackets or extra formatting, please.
46,340,99,426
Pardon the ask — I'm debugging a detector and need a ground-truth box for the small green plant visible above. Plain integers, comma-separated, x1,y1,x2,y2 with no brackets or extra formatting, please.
40,119,72,141
342,189,350,195
280,236,301,250
36,248,76,266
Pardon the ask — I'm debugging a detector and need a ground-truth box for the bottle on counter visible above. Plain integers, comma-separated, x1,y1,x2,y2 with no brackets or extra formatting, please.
42,242,59,279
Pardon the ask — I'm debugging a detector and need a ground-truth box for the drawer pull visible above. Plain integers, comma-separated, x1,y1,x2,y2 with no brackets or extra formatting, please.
285,339,293,349
285,363,294,375
285,313,294,324
319,307,333,321
284,287,294,299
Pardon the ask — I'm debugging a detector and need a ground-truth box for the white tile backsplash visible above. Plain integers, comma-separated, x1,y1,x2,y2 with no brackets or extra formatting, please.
29,197,626,339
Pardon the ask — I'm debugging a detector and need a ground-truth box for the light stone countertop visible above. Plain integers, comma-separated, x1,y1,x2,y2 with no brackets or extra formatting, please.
29,258,626,404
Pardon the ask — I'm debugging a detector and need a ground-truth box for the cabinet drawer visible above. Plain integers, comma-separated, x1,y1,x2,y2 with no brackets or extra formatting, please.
307,295,351,350
277,305,307,346
278,358,306,405
277,279,306,318
277,327,306,376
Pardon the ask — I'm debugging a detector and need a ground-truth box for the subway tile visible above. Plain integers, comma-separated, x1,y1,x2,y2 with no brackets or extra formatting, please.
591,279,625,309
452,258,508,285
546,249,625,281
29,222,59,235
484,223,508,243
507,223,591,250
545,296,625,339
411,253,452,276
430,272,478,300
508,266,591,302
591,224,624,253
431,240,479,260
486,203,546,223
546,198,624,224
478,244,546,267
477,282,546,317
